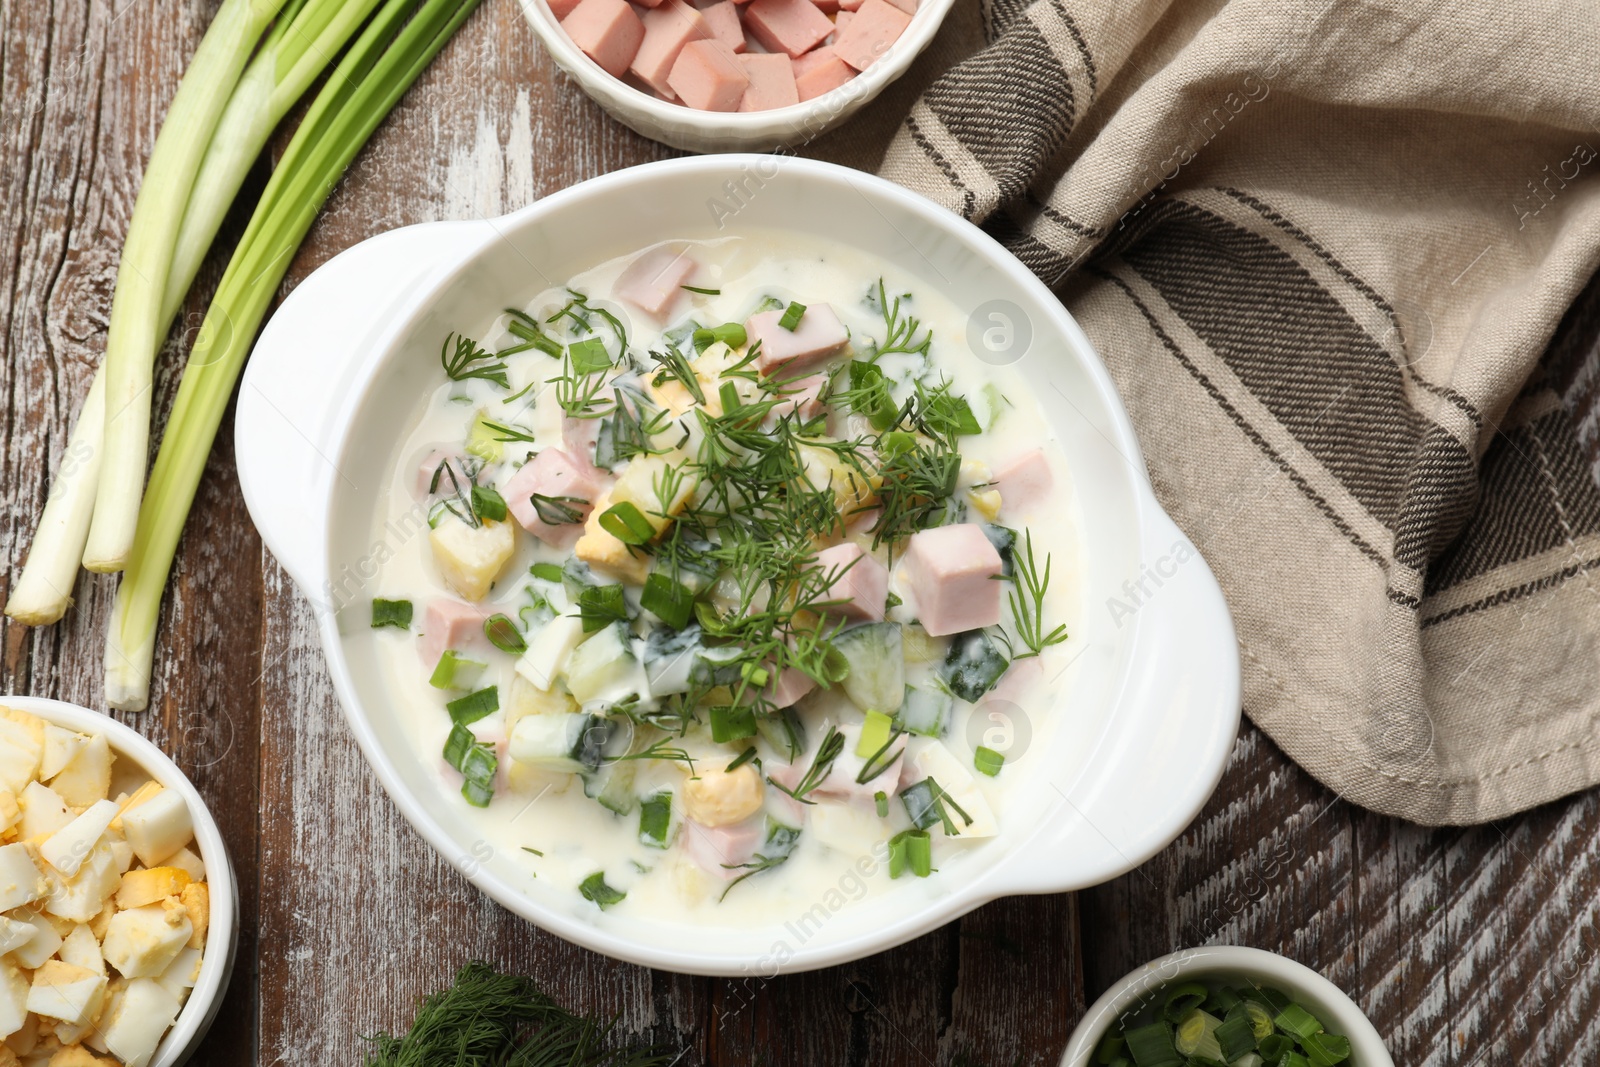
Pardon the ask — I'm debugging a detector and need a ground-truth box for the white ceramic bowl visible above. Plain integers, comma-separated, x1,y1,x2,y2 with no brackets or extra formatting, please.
0,696,237,1067
514,0,957,151
1061,947,1394,1067
234,155,1240,976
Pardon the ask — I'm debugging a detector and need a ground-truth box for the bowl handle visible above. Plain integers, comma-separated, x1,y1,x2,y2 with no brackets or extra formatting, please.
235,220,486,596
982,501,1241,896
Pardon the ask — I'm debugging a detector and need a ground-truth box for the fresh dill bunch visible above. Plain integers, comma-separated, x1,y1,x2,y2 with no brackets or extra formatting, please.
361,961,678,1067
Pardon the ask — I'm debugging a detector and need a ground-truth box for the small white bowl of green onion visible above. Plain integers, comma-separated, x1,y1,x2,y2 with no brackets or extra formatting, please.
1061,946,1393,1067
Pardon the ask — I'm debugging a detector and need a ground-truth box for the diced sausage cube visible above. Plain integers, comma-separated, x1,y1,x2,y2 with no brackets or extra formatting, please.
503,448,605,547
747,302,849,372
418,599,491,671
549,0,584,20
770,371,827,420
814,542,888,622
882,0,915,12
667,39,750,110
761,665,816,709
831,0,909,71
682,817,762,879
813,0,840,11
738,52,798,110
994,447,1054,518
743,0,835,57
563,414,605,475
630,0,712,96
700,0,747,52
615,245,700,319
838,0,863,10
562,0,646,78
900,523,1004,636
793,46,856,100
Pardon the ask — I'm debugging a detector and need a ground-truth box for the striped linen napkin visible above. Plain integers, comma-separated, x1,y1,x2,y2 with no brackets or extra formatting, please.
824,0,1600,824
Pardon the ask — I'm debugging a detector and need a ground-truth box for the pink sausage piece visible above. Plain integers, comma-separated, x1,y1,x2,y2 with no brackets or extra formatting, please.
770,371,827,421
814,542,888,622
747,302,849,373
831,0,910,71
830,9,853,37
615,244,700,320
667,39,750,110
882,0,915,12
761,665,817,709
548,0,584,20
631,0,711,95
700,0,747,52
563,413,606,476
742,0,834,57
837,0,863,10
901,523,1004,636
503,447,606,548
793,46,856,101
994,447,1054,517
562,0,645,78
418,598,492,671
738,52,798,110
682,817,764,879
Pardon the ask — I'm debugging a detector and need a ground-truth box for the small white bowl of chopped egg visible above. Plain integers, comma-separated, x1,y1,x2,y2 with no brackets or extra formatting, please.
0,696,235,1067
517,0,957,151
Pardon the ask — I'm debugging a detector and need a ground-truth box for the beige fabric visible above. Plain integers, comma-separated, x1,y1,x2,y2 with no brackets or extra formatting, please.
808,0,1600,824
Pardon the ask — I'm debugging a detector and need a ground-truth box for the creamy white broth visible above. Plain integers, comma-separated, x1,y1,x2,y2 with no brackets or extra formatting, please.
359,232,1084,929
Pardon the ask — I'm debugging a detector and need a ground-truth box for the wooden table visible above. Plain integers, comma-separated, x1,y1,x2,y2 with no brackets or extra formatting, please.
4,2,1599,1063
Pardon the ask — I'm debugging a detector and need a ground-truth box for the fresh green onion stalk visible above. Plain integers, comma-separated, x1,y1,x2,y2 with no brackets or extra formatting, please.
87,0,292,573
7,0,381,625
105,0,485,709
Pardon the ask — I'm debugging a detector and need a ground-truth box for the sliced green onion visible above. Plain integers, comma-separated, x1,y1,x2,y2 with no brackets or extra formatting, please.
1215,1012,1259,1060
1257,1034,1293,1061
1172,1009,1223,1060
1272,1004,1323,1042
599,501,655,545
692,322,747,352
874,790,888,818
444,723,496,808
1242,999,1276,1039
777,301,806,331
576,584,629,633
638,792,672,847
428,650,487,691
1092,1032,1127,1065
710,704,756,743
568,337,612,375
1122,1022,1180,1067
483,613,526,655
530,562,565,583
578,871,625,909
471,484,508,522
855,710,892,758
103,0,486,708
640,571,694,629
446,686,499,726
1162,981,1209,1022
1300,1030,1351,1066
887,829,931,878
370,598,413,629
504,309,564,357
973,745,1005,777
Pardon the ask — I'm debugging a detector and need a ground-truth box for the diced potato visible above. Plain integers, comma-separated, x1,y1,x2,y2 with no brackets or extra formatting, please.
0,843,48,911
120,790,192,868
180,882,209,950
609,451,696,537
115,866,191,911
163,847,205,883
99,978,181,1067
966,487,1002,521
58,925,104,977
39,727,88,783
504,674,578,733
796,442,880,518
18,782,72,840
512,615,588,693
50,734,111,808
574,492,649,584
682,765,764,828
11,912,63,969
41,800,120,878
101,901,192,980
26,962,107,1028
0,713,42,796
0,961,28,1041
428,514,516,601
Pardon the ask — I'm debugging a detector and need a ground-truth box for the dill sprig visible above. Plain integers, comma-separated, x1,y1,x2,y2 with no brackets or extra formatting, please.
719,851,790,900
549,353,615,421
549,288,629,356
441,333,510,389
648,345,706,405
361,961,677,1067
769,726,844,805
605,737,697,772
866,278,932,361
1008,529,1068,657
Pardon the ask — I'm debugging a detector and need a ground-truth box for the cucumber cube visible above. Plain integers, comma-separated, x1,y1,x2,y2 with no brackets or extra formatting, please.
643,625,704,696
563,622,639,706
938,630,1010,703
832,623,905,713
856,711,894,757
509,712,611,773
896,686,953,737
